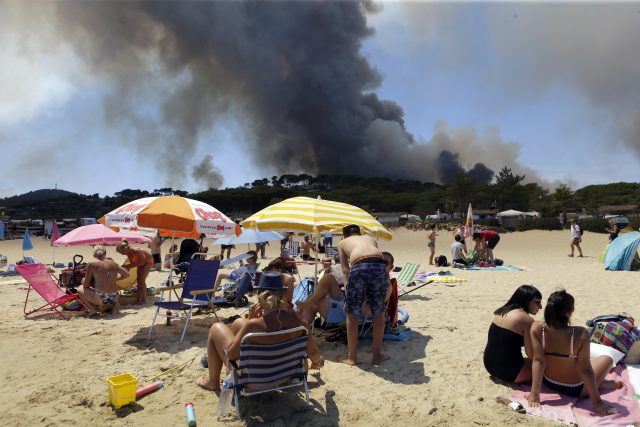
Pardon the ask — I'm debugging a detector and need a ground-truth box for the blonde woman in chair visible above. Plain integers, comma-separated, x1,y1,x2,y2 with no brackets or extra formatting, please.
196,272,324,392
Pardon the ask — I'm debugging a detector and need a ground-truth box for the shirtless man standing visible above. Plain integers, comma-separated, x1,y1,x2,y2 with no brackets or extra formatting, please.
301,235,317,261
77,246,129,315
337,224,389,366
149,231,166,271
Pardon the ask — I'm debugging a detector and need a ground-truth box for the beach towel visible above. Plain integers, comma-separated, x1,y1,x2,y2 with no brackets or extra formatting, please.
410,271,465,285
510,364,640,426
428,276,467,284
461,265,523,271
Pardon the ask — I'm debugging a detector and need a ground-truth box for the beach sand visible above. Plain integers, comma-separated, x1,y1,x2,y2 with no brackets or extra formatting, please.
0,229,636,426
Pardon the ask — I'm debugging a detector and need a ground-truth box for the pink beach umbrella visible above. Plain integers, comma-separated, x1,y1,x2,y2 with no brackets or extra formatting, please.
464,203,474,238
53,224,151,247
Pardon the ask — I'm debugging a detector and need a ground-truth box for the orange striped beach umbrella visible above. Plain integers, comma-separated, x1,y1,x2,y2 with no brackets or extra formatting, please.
100,196,241,238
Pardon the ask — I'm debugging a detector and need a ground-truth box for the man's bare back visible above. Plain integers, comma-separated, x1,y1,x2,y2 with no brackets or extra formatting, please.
338,235,381,275
84,259,128,294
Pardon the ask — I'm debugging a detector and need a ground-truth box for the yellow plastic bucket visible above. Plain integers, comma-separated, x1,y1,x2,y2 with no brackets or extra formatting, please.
107,373,138,409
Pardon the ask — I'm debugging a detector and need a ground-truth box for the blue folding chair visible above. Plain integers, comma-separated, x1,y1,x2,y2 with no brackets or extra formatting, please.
148,259,221,343
291,276,315,307
230,326,310,419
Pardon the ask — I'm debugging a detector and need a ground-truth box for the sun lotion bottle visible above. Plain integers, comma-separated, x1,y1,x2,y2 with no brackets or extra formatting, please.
185,402,196,427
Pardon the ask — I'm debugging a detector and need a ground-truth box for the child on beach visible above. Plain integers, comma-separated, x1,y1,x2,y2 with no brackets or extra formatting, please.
427,224,437,265
453,222,468,253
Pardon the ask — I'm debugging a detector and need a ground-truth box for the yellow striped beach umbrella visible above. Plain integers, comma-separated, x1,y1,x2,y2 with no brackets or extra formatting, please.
241,196,392,240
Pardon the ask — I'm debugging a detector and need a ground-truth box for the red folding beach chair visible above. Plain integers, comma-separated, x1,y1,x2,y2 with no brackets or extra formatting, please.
16,263,87,319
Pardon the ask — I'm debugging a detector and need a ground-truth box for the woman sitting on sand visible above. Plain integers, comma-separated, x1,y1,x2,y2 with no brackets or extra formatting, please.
484,285,542,383
196,272,324,392
77,246,129,315
116,239,153,304
528,290,621,415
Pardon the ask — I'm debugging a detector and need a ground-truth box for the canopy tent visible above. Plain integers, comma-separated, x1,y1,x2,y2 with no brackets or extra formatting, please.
603,231,640,271
496,209,524,217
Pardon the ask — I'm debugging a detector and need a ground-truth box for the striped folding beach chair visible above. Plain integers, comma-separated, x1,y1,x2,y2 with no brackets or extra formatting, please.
395,263,420,294
230,326,310,419
288,241,301,257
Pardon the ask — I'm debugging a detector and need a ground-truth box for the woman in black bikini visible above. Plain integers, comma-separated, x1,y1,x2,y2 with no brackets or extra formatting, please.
484,285,542,383
528,290,620,415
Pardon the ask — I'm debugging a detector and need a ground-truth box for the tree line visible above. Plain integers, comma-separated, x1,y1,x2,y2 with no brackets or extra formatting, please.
2,169,639,220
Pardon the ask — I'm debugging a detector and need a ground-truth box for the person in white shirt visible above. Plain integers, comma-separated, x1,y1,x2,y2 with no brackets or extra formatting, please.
451,234,469,265
569,218,583,257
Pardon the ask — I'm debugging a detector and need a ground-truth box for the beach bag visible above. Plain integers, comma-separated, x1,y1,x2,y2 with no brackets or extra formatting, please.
589,316,640,355
435,255,448,267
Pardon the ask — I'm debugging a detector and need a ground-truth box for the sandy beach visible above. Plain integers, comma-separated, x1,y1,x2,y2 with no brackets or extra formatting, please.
1,229,637,426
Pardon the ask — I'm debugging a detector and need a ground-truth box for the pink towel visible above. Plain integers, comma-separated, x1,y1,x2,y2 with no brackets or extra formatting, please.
510,364,640,426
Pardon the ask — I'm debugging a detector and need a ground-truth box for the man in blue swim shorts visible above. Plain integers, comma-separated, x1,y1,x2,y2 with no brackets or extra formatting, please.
337,224,389,366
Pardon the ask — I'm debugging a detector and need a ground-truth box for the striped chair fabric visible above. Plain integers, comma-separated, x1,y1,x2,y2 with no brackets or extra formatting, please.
395,263,420,292
231,326,310,418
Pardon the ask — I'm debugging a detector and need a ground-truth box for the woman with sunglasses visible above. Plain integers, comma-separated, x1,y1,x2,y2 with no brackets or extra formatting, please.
484,285,543,383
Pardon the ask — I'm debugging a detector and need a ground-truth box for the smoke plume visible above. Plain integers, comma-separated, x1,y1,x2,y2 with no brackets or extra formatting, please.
3,1,560,189
191,155,224,190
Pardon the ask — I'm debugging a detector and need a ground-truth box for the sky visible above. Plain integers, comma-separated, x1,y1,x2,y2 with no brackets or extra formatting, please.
1,1,640,198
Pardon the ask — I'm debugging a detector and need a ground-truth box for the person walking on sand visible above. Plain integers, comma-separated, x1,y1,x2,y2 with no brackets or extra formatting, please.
427,224,437,265
337,224,389,366
569,218,583,257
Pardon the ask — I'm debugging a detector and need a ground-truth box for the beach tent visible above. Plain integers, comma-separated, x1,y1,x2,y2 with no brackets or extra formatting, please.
496,210,524,230
603,232,640,271
496,209,524,218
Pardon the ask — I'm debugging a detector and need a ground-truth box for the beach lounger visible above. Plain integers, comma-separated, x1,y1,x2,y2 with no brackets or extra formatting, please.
148,258,221,344
395,263,420,294
16,263,88,319
229,326,310,419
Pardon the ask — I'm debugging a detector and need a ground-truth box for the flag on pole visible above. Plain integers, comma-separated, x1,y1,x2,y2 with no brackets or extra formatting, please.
50,221,60,264
50,221,60,246
464,203,474,238
22,228,33,251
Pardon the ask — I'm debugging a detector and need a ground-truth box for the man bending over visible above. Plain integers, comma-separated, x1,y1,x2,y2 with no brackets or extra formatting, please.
337,224,389,366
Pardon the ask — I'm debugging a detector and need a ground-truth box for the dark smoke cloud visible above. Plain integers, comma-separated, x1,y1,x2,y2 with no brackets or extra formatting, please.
4,1,547,189
191,155,224,190
437,151,465,184
468,163,494,186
